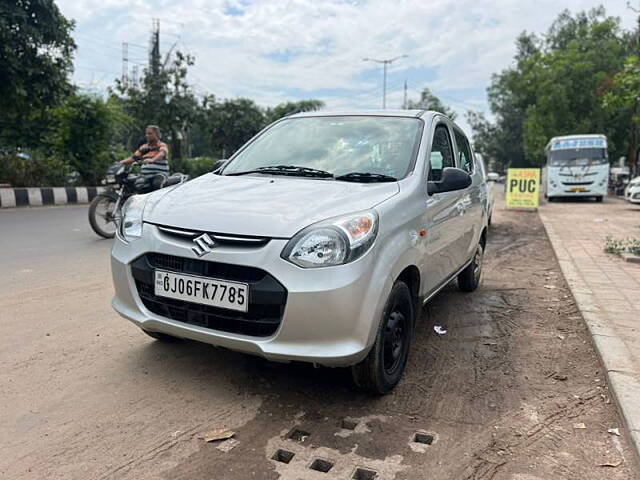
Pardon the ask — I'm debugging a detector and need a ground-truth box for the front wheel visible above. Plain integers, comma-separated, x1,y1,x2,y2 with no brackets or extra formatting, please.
595,196,603,203
88,193,118,238
458,242,484,292
351,281,414,394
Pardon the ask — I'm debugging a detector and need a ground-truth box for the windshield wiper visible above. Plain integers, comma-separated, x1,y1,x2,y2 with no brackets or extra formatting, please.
226,165,334,178
334,172,397,183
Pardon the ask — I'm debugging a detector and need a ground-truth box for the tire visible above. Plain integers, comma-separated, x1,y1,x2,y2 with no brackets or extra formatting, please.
595,196,603,203
88,193,118,239
141,329,180,342
458,242,484,292
351,281,414,394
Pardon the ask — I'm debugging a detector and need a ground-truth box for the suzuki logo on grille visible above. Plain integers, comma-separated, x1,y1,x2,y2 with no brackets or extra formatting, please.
192,233,217,257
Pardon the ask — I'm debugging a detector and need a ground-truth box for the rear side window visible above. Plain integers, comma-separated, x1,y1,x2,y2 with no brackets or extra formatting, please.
455,130,473,173
428,125,454,181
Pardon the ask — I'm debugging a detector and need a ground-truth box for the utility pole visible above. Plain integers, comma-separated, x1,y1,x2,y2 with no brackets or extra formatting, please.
403,79,408,109
131,65,139,87
363,55,408,109
150,18,161,77
121,42,128,88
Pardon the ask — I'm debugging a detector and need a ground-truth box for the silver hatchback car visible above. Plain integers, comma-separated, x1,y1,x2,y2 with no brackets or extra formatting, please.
111,110,489,393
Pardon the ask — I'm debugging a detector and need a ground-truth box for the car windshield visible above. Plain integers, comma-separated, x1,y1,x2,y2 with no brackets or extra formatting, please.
222,116,423,180
548,148,607,167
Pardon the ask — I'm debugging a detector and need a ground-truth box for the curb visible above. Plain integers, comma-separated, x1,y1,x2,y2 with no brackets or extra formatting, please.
539,211,640,467
0,187,107,208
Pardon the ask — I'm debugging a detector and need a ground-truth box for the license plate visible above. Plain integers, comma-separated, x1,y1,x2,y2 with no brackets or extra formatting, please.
154,270,249,312
570,187,586,192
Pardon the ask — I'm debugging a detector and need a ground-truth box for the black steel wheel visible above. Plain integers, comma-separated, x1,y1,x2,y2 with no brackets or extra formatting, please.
351,281,414,394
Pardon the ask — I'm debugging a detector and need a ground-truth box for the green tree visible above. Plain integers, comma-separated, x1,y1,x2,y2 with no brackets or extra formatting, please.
472,7,631,168
603,55,640,172
0,0,75,149
466,111,509,173
202,97,267,158
112,51,200,171
407,87,456,119
48,94,129,184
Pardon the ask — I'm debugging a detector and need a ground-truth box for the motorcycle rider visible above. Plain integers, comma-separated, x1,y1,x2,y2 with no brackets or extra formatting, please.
120,125,170,191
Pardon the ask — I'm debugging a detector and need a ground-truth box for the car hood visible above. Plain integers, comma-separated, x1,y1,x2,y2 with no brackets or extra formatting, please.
144,173,400,238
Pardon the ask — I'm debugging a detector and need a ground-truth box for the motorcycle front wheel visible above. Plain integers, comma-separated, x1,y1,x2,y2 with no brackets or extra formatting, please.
88,193,119,239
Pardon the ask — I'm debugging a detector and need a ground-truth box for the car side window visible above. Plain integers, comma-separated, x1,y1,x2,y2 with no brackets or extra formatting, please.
454,130,473,174
428,125,454,182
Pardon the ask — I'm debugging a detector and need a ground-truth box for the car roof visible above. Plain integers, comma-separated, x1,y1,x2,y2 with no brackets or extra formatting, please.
284,110,474,136
287,109,439,120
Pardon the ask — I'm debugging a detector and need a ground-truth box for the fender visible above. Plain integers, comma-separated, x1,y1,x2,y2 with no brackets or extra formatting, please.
358,224,423,350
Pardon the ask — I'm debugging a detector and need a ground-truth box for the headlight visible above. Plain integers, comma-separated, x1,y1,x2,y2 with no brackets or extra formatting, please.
282,211,378,268
120,195,148,241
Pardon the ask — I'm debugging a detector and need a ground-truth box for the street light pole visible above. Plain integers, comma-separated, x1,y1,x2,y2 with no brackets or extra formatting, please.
363,55,408,109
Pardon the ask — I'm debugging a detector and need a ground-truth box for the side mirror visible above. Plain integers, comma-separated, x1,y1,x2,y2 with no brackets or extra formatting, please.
212,159,229,173
427,167,472,195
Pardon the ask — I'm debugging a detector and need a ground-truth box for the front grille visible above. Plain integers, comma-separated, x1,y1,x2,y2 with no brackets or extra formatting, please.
154,224,270,248
561,181,594,186
131,253,287,337
558,172,597,177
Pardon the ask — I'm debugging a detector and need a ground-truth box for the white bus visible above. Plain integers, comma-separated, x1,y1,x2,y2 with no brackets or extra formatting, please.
544,134,609,202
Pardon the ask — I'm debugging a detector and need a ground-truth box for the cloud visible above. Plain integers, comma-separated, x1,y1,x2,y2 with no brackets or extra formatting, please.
57,0,636,134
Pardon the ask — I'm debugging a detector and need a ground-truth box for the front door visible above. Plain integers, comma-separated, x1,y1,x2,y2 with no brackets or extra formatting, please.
421,122,465,295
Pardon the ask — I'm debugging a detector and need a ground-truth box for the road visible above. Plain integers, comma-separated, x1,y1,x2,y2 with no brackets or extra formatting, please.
0,202,638,480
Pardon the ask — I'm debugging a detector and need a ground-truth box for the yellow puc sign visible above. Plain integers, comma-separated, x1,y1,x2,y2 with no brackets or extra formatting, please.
506,168,540,208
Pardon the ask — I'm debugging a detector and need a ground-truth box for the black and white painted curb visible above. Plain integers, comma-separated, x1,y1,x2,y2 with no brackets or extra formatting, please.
0,187,108,208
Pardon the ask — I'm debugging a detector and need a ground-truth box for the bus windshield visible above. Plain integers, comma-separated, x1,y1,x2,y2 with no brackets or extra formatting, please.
547,148,607,167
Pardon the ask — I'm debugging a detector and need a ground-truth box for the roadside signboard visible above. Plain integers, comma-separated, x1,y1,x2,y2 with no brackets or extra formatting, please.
506,168,540,209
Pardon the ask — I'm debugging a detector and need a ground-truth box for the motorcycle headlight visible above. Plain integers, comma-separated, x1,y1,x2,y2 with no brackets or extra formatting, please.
120,195,149,241
282,211,378,268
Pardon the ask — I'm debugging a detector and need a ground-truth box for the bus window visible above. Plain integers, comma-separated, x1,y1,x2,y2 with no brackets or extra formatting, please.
547,148,607,167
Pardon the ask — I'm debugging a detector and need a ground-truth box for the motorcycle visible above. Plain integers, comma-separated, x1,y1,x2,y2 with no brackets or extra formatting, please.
88,162,188,239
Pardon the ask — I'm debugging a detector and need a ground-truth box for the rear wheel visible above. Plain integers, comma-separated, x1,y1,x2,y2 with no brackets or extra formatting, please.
351,281,414,394
458,242,484,292
141,329,180,342
88,193,118,238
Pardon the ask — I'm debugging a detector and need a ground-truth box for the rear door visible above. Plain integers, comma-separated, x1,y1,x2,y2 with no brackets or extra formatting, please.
453,128,483,263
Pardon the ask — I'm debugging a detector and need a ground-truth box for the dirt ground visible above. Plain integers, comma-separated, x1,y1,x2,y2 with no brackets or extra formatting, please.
163,202,639,480
1,202,638,480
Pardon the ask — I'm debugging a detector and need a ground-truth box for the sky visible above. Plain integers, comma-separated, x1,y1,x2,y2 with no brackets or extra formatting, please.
56,0,636,135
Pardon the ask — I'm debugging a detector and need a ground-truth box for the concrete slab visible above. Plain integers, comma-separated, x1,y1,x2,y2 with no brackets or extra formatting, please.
539,199,640,465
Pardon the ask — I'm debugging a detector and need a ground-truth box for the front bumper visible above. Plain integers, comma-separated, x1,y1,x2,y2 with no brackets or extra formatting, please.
111,223,389,367
625,189,640,204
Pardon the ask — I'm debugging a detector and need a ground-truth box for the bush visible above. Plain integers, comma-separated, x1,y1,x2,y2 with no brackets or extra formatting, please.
182,157,217,179
604,236,640,256
0,153,70,187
